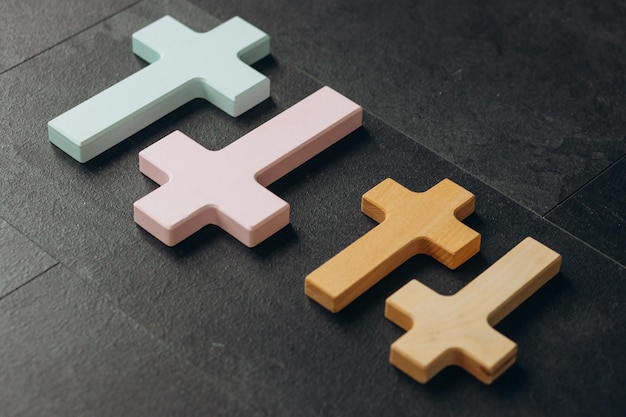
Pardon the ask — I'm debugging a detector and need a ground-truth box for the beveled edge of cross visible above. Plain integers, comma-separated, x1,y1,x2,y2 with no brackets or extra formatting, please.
133,86,363,248
47,15,271,163
385,237,562,384
304,177,481,313
361,178,481,268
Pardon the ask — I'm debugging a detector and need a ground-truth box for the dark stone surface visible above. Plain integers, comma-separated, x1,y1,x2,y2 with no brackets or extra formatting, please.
0,265,254,417
0,0,624,416
0,215,56,298
547,157,626,266
190,0,626,214
0,0,138,72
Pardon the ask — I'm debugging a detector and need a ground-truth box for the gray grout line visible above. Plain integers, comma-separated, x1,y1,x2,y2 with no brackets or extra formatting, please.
543,153,626,218
292,64,625,270
290,63,626,224
0,0,145,76
0,210,64,302
543,216,625,269
293,64,549,214
0,256,235,392
53,255,241,393
0,0,145,302
0,262,60,303
1,3,622,282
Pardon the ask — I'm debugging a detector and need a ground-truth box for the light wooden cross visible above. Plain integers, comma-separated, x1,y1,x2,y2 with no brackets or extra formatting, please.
48,16,270,162
386,237,562,384
133,87,362,247
305,178,481,312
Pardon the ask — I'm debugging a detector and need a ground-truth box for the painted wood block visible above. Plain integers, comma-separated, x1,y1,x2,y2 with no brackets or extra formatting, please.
305,178,481,312
48,16,270,163
386,237,562,384
133,86,362,247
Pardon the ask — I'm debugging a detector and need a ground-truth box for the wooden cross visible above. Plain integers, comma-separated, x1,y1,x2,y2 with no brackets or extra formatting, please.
133,87,362,247
386,237,562,384
305,178,481,312
48,16,270,162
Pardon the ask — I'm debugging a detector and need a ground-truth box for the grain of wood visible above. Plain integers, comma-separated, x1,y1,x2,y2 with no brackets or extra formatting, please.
386,237,562,384
305,178,481,312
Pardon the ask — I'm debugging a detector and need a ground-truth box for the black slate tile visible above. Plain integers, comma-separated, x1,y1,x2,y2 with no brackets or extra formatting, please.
190,0,626,214
0,215,56,298
78,114,626,416
0,264,255,417
0,1,625,416
0,0,139,73
546,157,626,266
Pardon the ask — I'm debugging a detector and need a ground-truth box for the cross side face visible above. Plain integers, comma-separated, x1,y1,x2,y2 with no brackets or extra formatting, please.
385,237,562,384
48,15,270,163
304,178,480,313
133,87,363,247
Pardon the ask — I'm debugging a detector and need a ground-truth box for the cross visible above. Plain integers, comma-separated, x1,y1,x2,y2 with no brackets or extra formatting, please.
305,178,481,312
133,86,362,247
385,237,561,384
48,15,270,163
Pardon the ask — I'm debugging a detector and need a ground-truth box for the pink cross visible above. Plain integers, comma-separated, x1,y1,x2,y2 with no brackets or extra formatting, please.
133,87,362,247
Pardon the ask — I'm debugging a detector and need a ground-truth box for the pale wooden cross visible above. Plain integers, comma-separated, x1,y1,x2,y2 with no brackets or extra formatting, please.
386,237,561,384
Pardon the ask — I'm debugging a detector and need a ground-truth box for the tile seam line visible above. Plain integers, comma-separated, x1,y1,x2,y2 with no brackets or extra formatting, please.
294,65,624,266
293,64,625,220
292,66,550,215
0,261,243,396
0,208,237,389
1,21,618,256
542,217,625,269
0,212,63,295
366,107,624,264
62,264,237,392
0,261,60,303
0,0,145,76
0,209,61,255
543,153,626,218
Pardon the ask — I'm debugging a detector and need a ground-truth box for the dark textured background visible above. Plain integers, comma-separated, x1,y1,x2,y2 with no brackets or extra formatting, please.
1,0,624,416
